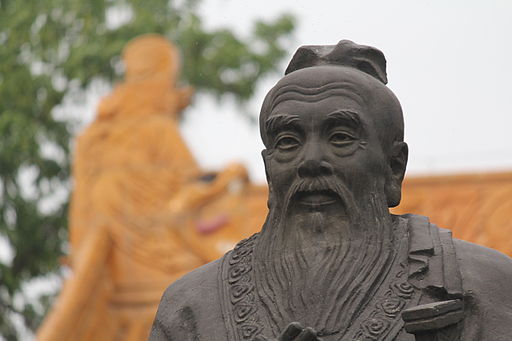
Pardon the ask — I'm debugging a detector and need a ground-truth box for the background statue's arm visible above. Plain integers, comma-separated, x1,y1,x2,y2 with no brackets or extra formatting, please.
36,226,111,341
168,163,249,215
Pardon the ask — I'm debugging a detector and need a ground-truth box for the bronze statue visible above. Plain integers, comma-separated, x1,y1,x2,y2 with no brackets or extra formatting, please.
149,40,512,341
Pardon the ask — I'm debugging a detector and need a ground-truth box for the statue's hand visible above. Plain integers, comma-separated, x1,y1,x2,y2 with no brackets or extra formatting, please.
254,322,323,341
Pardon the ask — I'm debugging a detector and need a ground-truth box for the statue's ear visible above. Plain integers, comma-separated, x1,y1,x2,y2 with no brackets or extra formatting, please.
261,149,274,209
385,142,408,207
261,149,270,180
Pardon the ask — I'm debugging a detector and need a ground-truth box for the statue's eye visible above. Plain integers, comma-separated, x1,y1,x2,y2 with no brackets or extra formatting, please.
276,136,300,151
329,132,355,146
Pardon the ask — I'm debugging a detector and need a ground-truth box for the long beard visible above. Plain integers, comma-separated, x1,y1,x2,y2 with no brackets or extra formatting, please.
254,177,396,338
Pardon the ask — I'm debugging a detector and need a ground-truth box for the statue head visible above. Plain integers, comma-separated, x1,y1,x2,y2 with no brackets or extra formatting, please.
259,40,408,224
255,41,410,333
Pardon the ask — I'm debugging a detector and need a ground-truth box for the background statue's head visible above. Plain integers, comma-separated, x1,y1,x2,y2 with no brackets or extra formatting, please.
97,34,193,120
122,34,180,83
259,40,408,219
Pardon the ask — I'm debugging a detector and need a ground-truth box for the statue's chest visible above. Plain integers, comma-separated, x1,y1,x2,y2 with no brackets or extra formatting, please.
218,231,420,341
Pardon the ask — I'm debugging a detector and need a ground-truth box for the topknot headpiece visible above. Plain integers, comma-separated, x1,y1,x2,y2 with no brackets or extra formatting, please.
284,40,388,84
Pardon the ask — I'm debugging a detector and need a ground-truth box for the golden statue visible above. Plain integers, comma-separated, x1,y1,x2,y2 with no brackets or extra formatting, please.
37,34,267,341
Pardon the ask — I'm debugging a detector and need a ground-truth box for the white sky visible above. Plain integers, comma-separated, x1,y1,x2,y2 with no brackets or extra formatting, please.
178,0,512,183
76,0,512,183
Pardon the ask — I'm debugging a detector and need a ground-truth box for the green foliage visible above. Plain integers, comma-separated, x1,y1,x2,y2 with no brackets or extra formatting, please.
0,0,295,338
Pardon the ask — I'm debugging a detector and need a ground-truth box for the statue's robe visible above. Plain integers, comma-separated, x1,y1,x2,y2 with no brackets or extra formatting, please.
149,214,512,340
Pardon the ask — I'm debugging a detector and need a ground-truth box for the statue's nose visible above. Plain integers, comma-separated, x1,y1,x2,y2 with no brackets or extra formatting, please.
298,159,333,178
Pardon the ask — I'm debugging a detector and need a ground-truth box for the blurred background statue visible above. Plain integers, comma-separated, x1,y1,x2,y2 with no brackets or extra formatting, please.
37,34,267,341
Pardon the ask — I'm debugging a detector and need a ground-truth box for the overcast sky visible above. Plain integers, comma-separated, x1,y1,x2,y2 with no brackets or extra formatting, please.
175,0,512,182
75,1,512,183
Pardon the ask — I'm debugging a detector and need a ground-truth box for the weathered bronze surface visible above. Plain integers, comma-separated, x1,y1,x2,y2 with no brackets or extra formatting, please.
150,40,512,341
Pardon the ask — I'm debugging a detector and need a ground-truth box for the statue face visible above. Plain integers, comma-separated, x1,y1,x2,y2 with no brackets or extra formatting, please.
262,77,395,217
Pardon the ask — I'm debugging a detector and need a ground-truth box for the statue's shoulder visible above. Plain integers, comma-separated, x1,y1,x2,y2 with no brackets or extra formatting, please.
405,215,512,339
452,238,512,292
452,238,512,340
160,257,222,309
453,238,512,286
149,257,226,340
404,213,512,288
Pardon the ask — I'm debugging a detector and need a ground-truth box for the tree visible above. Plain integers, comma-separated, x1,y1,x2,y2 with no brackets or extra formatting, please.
0,0,295,338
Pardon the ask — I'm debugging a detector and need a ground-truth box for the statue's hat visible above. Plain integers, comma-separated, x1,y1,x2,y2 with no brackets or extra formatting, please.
285,40,388,84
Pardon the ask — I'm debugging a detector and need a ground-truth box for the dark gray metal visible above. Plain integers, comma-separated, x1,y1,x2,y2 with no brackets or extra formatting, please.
149,40,512,341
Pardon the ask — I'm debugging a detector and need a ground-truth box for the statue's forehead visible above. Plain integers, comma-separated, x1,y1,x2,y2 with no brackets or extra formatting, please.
260,65,402,147
270,91,365,116
265,95,366,139
268,87,369,120
266,66,377,112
